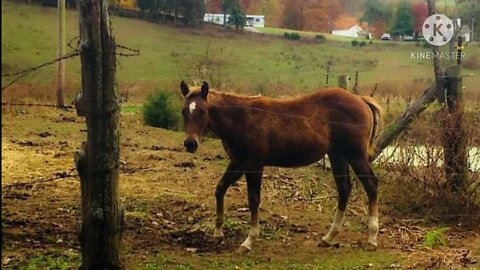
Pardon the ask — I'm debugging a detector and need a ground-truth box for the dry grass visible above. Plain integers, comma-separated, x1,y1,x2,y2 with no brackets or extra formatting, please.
377,111,480,223
463,54,480,70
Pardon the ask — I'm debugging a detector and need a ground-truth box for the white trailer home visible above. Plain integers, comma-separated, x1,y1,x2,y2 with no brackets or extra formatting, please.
204,13,265,27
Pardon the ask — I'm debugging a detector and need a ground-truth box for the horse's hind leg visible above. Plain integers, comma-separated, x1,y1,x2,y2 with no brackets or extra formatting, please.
238,166,263,253
320,153,352,247
214,161,244,241
348,156,379,251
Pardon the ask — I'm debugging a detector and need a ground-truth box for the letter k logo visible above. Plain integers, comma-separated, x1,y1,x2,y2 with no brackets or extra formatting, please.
433,23,444,37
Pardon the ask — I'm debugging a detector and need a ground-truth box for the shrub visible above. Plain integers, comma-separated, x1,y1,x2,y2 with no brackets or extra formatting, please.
423,227,450,248
360,41,367,47
143,89,182,130
284,32,301,41
351,40,359,46
315,34,326,43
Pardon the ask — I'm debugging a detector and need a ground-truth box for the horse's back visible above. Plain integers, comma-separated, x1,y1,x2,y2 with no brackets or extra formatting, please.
216,88,376,166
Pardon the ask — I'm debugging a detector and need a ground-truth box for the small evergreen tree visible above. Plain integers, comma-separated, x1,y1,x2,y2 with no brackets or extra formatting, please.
222,0,238,26
229,6,246,30
391,0,414,37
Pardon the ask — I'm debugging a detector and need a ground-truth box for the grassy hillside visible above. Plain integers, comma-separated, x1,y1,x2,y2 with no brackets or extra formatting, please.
2,1,479,101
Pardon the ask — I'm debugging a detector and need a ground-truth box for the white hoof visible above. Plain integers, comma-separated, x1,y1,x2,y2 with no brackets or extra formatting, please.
237,244,251,254
319,237,333,247
365,241,378,251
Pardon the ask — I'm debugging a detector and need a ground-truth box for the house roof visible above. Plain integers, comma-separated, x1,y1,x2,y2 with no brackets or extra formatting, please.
333,25,363,32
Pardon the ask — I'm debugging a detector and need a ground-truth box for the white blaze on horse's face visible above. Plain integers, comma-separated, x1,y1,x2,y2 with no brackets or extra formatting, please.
189,102,197,114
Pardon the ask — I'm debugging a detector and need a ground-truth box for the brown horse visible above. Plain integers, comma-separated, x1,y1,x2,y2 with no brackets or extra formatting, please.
180,81,383,252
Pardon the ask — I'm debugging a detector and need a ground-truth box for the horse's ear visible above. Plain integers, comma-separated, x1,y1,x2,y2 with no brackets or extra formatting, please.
201,81,209,99
180,80,189,97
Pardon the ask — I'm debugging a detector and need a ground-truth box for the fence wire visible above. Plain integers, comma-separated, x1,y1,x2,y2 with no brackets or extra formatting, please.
1,38,140,91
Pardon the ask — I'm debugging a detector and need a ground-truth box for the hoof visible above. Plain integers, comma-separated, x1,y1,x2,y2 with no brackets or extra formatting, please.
214,236,224,245
213,230,224,244
318,239,341,248
213,232,224,245
236,244,251,254
364,242,378,251
318,238,332,247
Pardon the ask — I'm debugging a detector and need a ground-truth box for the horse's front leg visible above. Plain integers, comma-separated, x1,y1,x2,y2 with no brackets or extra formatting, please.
214,161,243,241
238,166,263,253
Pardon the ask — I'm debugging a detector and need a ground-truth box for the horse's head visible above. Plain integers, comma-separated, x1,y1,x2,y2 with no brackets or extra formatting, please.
180,80,210,153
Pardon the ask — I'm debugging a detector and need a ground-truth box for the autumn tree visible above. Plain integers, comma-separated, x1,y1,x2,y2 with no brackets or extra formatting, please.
301,0,342,32
282,0,304,30
207,0,222,13
339,0,364,15
248,0,282,27
412,2,428,35
361,0,390,25
362,0,391,37
239,0,252,11
303,0,327,32
391,0,414,37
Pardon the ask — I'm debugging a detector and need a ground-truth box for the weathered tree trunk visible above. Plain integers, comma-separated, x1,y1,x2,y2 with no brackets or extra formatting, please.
56,0,66,107
76,0,123,269
442,63,467,192
370,84,441,161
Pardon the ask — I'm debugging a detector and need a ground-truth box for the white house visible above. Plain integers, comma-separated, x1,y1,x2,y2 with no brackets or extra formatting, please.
332,25,363,38
245,15,265,27
459,26,472,43
203,13,265,27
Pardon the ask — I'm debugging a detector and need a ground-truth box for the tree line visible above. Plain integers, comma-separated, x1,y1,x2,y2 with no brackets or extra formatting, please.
31,0,480,39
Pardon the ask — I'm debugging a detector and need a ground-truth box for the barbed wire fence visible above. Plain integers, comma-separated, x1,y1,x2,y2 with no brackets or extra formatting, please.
2,35,479,219
2,36,140,91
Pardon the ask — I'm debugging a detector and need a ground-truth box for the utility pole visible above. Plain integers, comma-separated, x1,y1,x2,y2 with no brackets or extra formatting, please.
57,0,65,107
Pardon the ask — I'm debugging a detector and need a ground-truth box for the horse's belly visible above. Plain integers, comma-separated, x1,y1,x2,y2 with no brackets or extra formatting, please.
265,145,327,167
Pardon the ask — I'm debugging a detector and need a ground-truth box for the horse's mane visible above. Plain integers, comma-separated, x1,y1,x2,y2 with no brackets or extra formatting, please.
187,88,264,105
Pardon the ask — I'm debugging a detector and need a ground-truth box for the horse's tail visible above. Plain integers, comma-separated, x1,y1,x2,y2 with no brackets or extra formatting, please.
360,96,383,157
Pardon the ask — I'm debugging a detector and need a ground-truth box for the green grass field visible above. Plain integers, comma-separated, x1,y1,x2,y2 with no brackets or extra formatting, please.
2,1,479,101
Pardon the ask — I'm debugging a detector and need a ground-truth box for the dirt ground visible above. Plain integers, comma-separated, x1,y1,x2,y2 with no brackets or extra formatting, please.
2,107,479,269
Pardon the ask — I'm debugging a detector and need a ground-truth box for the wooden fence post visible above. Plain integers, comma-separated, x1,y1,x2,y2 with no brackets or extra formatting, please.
352,71,359,94
325,65,330,87
75,0,123,268
56,0,66,107
337,75,349,90
442,37,467,192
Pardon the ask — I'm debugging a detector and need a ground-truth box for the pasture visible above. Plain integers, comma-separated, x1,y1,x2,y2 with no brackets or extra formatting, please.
2,1,480,269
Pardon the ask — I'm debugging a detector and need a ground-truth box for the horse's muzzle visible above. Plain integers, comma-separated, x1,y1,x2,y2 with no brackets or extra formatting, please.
184,139,198,153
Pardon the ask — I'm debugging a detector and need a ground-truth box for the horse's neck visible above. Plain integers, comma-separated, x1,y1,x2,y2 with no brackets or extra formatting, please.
207,93,249,139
